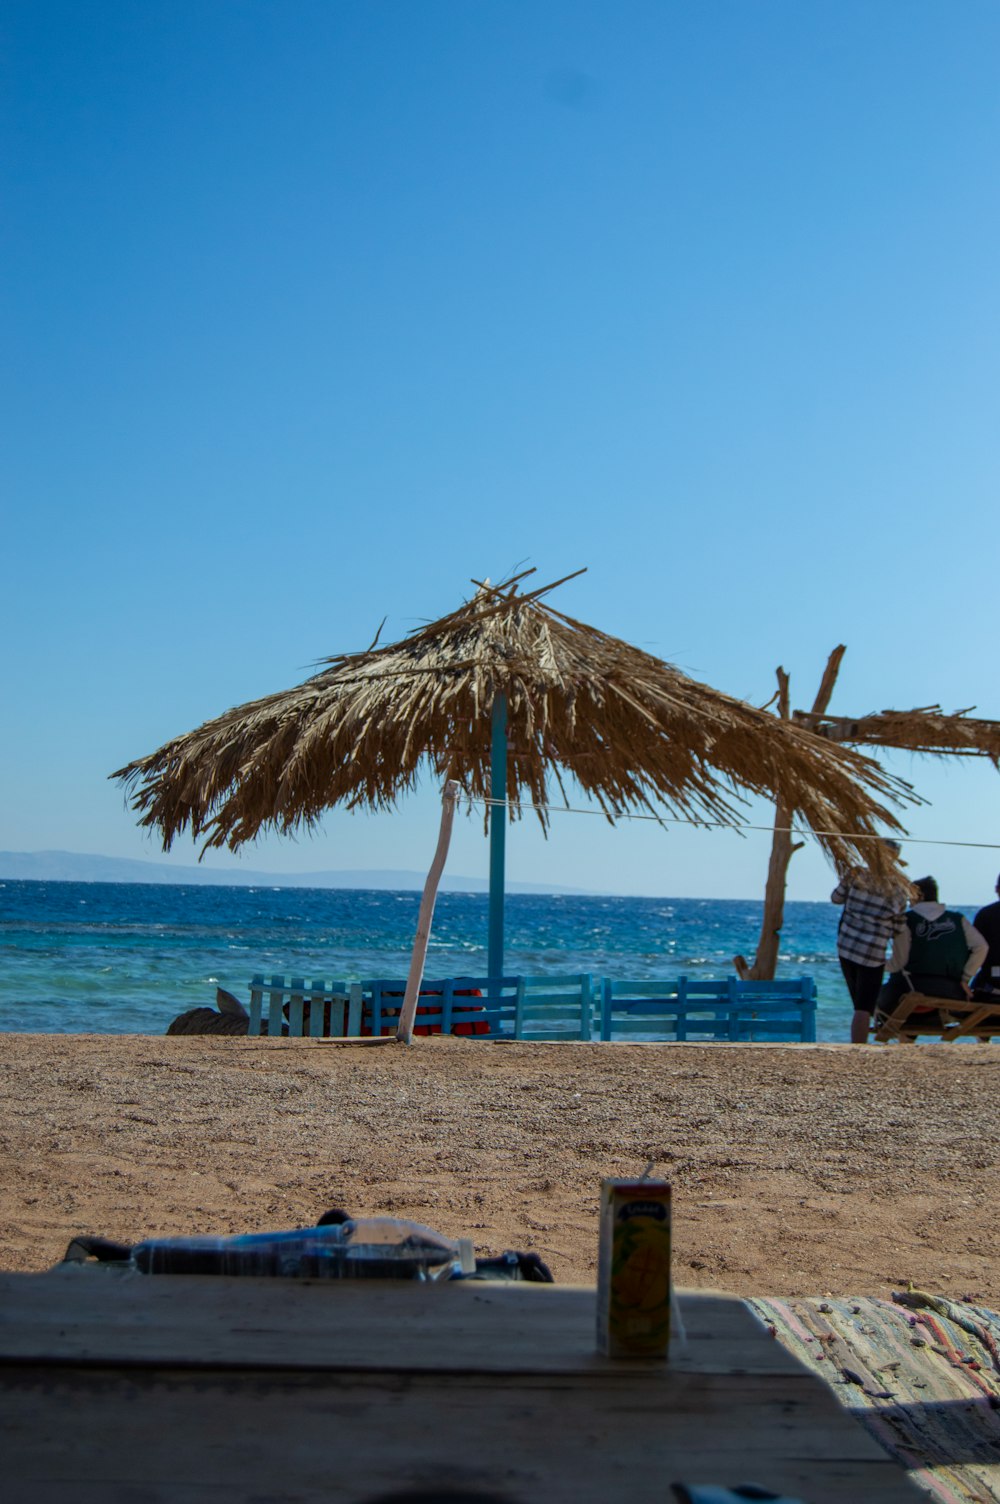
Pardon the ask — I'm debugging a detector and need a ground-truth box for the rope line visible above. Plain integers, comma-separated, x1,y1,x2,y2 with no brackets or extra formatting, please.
464,794,1000,850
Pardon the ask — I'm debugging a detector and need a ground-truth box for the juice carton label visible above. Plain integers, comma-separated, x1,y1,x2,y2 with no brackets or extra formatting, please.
596,1178,672,1358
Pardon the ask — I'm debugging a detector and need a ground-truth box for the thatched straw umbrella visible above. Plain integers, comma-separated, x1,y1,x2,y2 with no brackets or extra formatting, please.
113,570,914,974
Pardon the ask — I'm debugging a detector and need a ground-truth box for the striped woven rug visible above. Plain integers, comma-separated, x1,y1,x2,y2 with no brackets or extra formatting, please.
749,1293,1000,1504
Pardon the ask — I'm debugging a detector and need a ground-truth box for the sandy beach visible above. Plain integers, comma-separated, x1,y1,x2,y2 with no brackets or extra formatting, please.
1,1032,997,1302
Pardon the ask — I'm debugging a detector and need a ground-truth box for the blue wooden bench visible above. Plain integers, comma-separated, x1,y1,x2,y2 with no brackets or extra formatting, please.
600,976,817,1043
514,974,596,1041
248,975,363,1038
365,977,519,1037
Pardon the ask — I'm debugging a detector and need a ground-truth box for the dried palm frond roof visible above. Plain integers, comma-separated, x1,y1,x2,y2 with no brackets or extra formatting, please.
794,706,1000,763
113,570,916,872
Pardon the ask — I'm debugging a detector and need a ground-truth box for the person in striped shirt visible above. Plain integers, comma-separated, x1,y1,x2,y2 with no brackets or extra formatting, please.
831,840,912,1043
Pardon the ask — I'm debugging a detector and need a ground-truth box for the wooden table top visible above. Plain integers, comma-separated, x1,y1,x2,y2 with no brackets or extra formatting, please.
0,1270,924,1504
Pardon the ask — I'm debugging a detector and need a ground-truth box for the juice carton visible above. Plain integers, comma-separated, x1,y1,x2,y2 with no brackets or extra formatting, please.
596,1177,672,1358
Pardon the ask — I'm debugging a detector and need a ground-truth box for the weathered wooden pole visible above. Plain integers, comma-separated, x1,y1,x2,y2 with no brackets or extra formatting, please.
734,646,846,981
396,780,461,1045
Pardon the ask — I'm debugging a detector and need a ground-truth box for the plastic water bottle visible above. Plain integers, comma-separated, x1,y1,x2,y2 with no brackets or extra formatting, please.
130,1216,476,1281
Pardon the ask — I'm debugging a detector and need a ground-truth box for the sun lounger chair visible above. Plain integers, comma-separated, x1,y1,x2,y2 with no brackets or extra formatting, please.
873,989,1000,1043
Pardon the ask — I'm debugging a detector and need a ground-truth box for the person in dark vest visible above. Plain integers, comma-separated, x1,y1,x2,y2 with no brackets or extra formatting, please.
877,876,987,1019
972,874,1000,997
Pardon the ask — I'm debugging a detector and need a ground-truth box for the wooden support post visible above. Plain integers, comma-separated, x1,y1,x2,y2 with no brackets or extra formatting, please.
734,647,846,982
396,781,461,1046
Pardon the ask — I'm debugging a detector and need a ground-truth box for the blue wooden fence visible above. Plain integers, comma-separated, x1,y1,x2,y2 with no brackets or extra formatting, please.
248,973,817,1043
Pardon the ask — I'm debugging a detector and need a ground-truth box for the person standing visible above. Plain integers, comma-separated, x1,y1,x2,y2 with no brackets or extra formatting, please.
972,874,1000,996
832,840,911,1043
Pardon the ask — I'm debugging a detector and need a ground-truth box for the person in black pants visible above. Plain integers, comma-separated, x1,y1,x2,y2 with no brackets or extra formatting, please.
972,874,1000,996
831,840,911,1044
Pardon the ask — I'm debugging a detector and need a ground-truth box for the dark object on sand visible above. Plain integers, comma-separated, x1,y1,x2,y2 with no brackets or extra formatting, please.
166,1008,248,1036
672,1490,806,1504
63,1235,132,1263
166,988,250,1036
360,1492,520,1504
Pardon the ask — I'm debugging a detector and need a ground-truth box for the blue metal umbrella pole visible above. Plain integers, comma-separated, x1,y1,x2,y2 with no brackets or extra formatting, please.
488,693,508,979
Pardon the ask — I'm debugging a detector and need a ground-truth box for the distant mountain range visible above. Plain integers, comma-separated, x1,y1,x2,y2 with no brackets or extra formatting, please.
0,849,588,895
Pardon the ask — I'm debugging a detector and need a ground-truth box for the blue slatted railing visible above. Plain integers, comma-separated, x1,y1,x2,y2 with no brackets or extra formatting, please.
245,973,817,1043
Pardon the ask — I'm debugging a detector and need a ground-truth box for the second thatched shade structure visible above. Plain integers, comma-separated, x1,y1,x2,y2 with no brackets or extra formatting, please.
113,570,913,975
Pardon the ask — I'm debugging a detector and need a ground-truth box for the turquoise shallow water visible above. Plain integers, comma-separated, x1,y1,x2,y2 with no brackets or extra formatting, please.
1,879,979,1041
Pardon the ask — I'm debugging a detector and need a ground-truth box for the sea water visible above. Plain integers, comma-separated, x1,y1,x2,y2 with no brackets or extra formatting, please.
0,879,976,1042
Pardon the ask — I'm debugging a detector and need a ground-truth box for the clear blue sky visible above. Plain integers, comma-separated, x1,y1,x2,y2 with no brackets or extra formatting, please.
2,0,997,901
